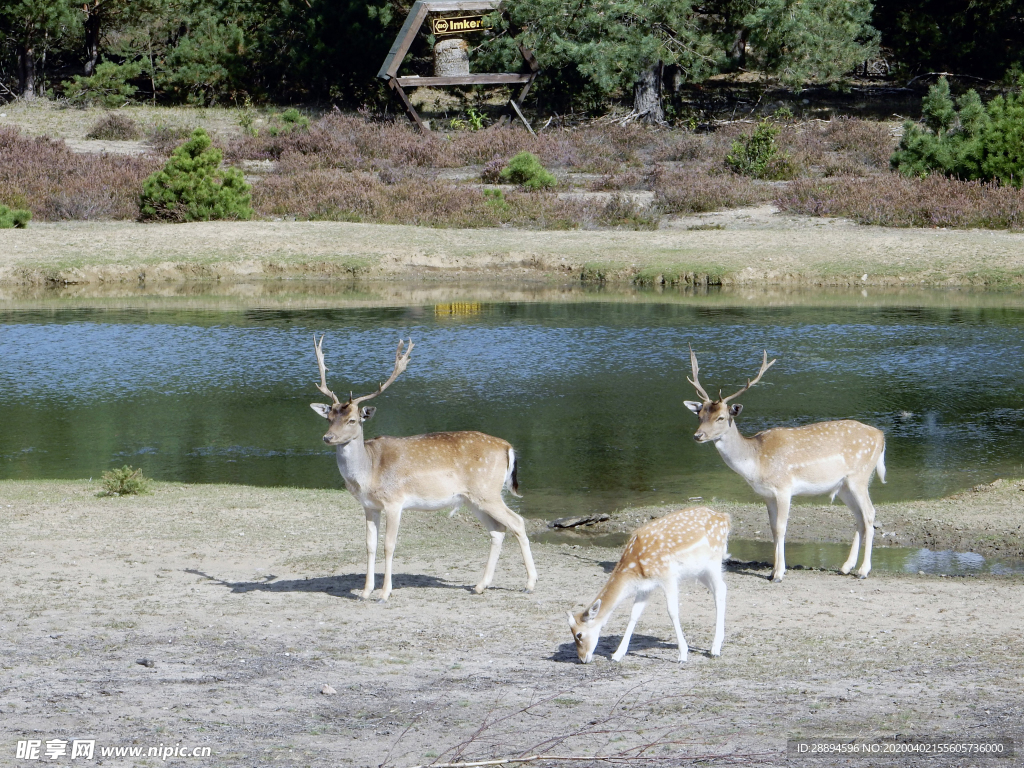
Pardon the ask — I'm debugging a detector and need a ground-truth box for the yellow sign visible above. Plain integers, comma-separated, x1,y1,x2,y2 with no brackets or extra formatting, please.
430,16,492,36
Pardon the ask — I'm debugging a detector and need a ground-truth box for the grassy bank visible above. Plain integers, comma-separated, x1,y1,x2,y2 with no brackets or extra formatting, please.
3,211,1024,289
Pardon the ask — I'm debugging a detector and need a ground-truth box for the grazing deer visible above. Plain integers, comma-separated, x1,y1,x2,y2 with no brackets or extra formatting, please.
568,507,730,664
684,347,886,582
310,335,538,601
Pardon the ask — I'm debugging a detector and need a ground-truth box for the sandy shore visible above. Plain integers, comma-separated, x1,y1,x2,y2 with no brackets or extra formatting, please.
2,478,1022,767
3,208,1024,289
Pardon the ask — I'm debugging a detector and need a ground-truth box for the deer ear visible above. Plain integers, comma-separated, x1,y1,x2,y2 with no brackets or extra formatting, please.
684,400,703,415
584,599,601,622
729,403,743,418
360,406,377,421
310,403,332,419
566,611,577,628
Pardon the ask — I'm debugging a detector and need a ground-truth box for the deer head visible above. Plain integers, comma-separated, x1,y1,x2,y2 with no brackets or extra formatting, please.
310,335,414,446
567,600,602,664
684,346,775,443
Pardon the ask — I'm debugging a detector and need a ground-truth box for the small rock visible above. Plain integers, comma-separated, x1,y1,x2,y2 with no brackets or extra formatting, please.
321,684,337,696
136,658,155,668
548,514,611,529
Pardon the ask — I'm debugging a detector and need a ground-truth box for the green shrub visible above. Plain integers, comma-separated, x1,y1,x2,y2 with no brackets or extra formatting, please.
237,97,258,137
86,112,141,140
725,120,796,180
265,108,311,137
281,108,309,129
892,76,1024,187
64,61,141,108
499,151,556,190
98,465,150,497
0,205,32,228
139,128,253,222
483,188,510,212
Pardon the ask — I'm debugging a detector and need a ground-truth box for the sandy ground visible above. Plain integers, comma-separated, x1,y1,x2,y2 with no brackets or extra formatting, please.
3,209,1024,290
2,478,1022,767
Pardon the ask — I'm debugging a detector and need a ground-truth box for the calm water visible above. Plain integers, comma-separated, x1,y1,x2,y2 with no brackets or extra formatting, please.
2,298,1024,518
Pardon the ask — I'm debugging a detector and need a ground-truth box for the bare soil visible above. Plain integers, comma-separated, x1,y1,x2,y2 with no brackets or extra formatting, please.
2,479,1022,767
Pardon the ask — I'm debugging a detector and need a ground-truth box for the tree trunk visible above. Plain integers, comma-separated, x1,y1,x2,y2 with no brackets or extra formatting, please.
84,2,102,76
633,62,664,124
729,28,748,68
19,44,36,99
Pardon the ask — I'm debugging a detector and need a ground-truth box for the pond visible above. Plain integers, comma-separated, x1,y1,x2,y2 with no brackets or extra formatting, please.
2,286,1024,519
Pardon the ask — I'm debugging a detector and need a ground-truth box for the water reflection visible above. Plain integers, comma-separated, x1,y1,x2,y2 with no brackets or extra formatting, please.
535,533,1024,576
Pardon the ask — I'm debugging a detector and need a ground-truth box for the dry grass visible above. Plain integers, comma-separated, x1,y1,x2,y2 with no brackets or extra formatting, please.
776,174,1024,229
0,127,160,221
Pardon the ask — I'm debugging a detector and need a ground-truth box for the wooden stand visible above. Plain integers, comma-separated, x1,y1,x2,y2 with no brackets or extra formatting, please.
377,0,540,133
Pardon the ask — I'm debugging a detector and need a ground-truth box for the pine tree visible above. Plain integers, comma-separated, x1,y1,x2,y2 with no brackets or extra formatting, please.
139,128,252,222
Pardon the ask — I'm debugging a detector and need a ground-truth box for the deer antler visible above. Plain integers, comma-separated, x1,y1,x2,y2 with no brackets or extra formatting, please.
687,345,712,403
721,350,776,403
314,334,341,405
350,339,414,407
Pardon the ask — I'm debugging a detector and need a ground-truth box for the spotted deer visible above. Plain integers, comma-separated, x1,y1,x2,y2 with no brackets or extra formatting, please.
310,335,538,601
684,347,886,582
568,507,730,664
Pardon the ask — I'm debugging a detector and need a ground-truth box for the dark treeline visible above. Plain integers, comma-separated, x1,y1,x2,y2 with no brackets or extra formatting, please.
0,0,1021,113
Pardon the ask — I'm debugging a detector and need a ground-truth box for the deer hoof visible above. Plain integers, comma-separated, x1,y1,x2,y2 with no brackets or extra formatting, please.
473,585,486,594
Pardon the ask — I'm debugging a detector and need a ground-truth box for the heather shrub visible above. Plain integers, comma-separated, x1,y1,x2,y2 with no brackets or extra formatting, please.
726,120,796,180
86,112,142,140
147,125,195,155
653,164,772,213
140,128,252,222
64,61,141,108
480,157,504,183
499,152,556,190
0,130,160,220
252,169,652,229
0,204,31,228
776,174,1024,229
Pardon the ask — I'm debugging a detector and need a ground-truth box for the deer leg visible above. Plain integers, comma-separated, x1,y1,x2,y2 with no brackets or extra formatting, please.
612,590,651,662
470,507,506,594
472,500,538,593
361,508,381,600
836,483,863,575
379,507,403,602
847,480,877,578
700,566,727,657
767,494,791,582
661,578,688,663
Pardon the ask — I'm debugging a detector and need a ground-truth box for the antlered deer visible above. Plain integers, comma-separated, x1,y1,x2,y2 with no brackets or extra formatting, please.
568,507,729,664
684,347,885,582
310,335,537,601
